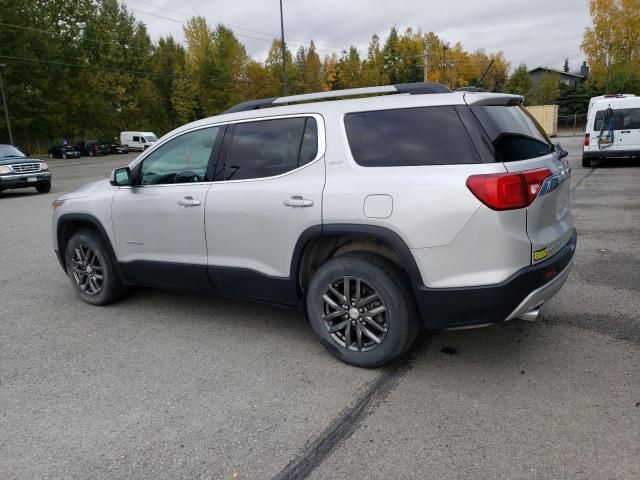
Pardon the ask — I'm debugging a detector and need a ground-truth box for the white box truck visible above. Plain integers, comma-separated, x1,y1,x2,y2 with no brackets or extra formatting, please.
583,94,640,167
120,131,158,152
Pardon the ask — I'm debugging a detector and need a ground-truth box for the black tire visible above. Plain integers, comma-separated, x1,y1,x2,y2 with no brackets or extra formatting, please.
582,156,591,168
62,153,67,159
36,182,51,193
306,252,419,368
65,229,127,305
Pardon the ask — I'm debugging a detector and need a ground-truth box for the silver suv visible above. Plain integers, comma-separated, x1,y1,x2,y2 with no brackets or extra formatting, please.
52,83,576,367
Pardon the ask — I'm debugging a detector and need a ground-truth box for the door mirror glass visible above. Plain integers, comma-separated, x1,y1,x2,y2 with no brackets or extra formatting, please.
110,167,131,186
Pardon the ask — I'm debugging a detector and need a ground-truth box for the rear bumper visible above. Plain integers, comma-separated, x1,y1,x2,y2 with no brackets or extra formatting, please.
583,149,640,160
413,229,577,329
0,171,51,190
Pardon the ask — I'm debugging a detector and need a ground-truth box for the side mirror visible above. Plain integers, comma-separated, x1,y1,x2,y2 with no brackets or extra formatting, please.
109,167,132,186
555,143,569,159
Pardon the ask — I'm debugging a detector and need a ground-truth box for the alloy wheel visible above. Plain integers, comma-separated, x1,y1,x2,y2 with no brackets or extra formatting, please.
70,244,104,296
321,276,389,352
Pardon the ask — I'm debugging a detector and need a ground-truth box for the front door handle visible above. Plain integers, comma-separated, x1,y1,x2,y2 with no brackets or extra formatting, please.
177,196,201,207
283,195,314,208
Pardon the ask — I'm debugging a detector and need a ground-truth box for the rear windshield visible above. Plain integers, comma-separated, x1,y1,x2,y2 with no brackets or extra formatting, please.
344,106,480,167
594,108,640,130
470,105,553,162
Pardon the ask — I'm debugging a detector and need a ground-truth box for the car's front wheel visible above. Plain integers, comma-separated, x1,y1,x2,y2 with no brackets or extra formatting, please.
65,229,127,305
306,253,419,368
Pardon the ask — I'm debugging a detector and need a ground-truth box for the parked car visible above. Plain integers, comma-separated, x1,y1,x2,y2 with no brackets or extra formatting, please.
75,140,109,157
48,144,81,159
120,131,157,151
102,141,129,154
52,82,576,368
583,93,640,166
0,144,51,194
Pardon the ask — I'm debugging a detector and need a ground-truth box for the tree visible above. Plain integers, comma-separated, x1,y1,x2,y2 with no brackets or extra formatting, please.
581,0,640,92
506,63,532,98
529,72,560,105
382,27,400,83
563,57,570,73
333,47,362,89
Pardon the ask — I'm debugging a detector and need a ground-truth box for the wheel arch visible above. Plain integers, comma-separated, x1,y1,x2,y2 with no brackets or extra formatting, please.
294,224,423,294
56,213,127,282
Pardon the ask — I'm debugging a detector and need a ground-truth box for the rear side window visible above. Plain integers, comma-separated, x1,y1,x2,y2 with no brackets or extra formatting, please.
223,117,317,181
594,108,640,130
470,106,553,162
133,136,140,142
344,106,479,167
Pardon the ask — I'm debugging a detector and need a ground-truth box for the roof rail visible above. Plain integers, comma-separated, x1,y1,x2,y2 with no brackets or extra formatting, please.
223,82,451,113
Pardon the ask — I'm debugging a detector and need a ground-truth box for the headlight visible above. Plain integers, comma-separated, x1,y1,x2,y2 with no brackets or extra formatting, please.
40,162,49,170
0,165,12,174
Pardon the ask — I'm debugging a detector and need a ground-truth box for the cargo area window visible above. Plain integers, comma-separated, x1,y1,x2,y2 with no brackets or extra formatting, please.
470,105,553,162
344,106,480,167
594,108,640,130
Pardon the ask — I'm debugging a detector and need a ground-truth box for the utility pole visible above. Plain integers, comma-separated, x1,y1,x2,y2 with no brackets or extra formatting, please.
423,53,428,82
279,0,288,96
442,46,448,86
605,43,612,93
0,64,13,145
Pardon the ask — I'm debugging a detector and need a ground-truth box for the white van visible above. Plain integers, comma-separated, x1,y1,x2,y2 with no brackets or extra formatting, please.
120,131,158,152
583,94,640,167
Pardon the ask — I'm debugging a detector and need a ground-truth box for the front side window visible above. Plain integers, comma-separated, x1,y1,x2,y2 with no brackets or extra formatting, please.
139,127,219,185
344,106,480,167
223,117,318,181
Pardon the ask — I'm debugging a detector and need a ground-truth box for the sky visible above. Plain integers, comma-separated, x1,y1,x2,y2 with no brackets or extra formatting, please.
121,0,593,73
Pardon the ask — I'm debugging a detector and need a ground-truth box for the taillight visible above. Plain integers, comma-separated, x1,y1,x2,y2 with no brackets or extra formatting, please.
466,169,552,211
584,133,590,147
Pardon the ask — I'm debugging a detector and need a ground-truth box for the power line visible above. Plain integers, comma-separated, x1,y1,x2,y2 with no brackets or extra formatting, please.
126,0,346,52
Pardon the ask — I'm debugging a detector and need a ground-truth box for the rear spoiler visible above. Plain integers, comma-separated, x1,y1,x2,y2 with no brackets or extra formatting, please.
463,92,523,106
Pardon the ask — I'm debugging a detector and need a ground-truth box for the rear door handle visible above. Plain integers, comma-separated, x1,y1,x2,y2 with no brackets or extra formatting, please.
283,195,314,208
177,196,201,207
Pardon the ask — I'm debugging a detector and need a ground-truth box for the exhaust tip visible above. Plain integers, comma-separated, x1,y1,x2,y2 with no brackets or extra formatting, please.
519,308,541,322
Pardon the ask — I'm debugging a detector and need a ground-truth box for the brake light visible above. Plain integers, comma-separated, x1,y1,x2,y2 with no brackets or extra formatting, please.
584,133,590,147
466,169,552,210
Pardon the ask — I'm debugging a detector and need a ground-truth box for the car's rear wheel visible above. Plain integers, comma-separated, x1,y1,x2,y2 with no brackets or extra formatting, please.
306,253,419,368
36,182,51,193
65,229,127,305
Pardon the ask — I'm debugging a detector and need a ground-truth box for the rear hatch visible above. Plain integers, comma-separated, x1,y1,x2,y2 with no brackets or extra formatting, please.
467,99,574,264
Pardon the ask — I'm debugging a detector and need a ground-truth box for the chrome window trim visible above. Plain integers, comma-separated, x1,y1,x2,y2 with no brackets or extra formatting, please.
126,113,325,188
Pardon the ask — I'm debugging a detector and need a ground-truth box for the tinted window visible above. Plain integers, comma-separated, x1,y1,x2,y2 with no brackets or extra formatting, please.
139,127,219,185
470,105,553,162
224,117,315,180
594,108,640,130
133,136,140,142
344,106,479,167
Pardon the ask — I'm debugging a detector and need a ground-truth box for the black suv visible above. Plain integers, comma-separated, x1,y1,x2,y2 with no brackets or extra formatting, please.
76,140,109,157
0,144,52,194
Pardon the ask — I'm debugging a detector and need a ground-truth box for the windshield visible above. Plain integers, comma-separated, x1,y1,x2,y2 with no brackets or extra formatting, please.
143,135,157,142
0,145,27,159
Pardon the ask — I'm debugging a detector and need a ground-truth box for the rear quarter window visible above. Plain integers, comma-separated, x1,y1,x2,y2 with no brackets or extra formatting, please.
470,105,553,162
344,106,480,167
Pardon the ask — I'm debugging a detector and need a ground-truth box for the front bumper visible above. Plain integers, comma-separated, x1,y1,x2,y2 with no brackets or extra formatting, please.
0,171,51,189
583,149,640,160
413,229,577,329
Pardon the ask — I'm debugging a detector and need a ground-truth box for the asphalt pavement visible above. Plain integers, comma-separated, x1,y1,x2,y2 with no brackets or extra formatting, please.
0,138,638,479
